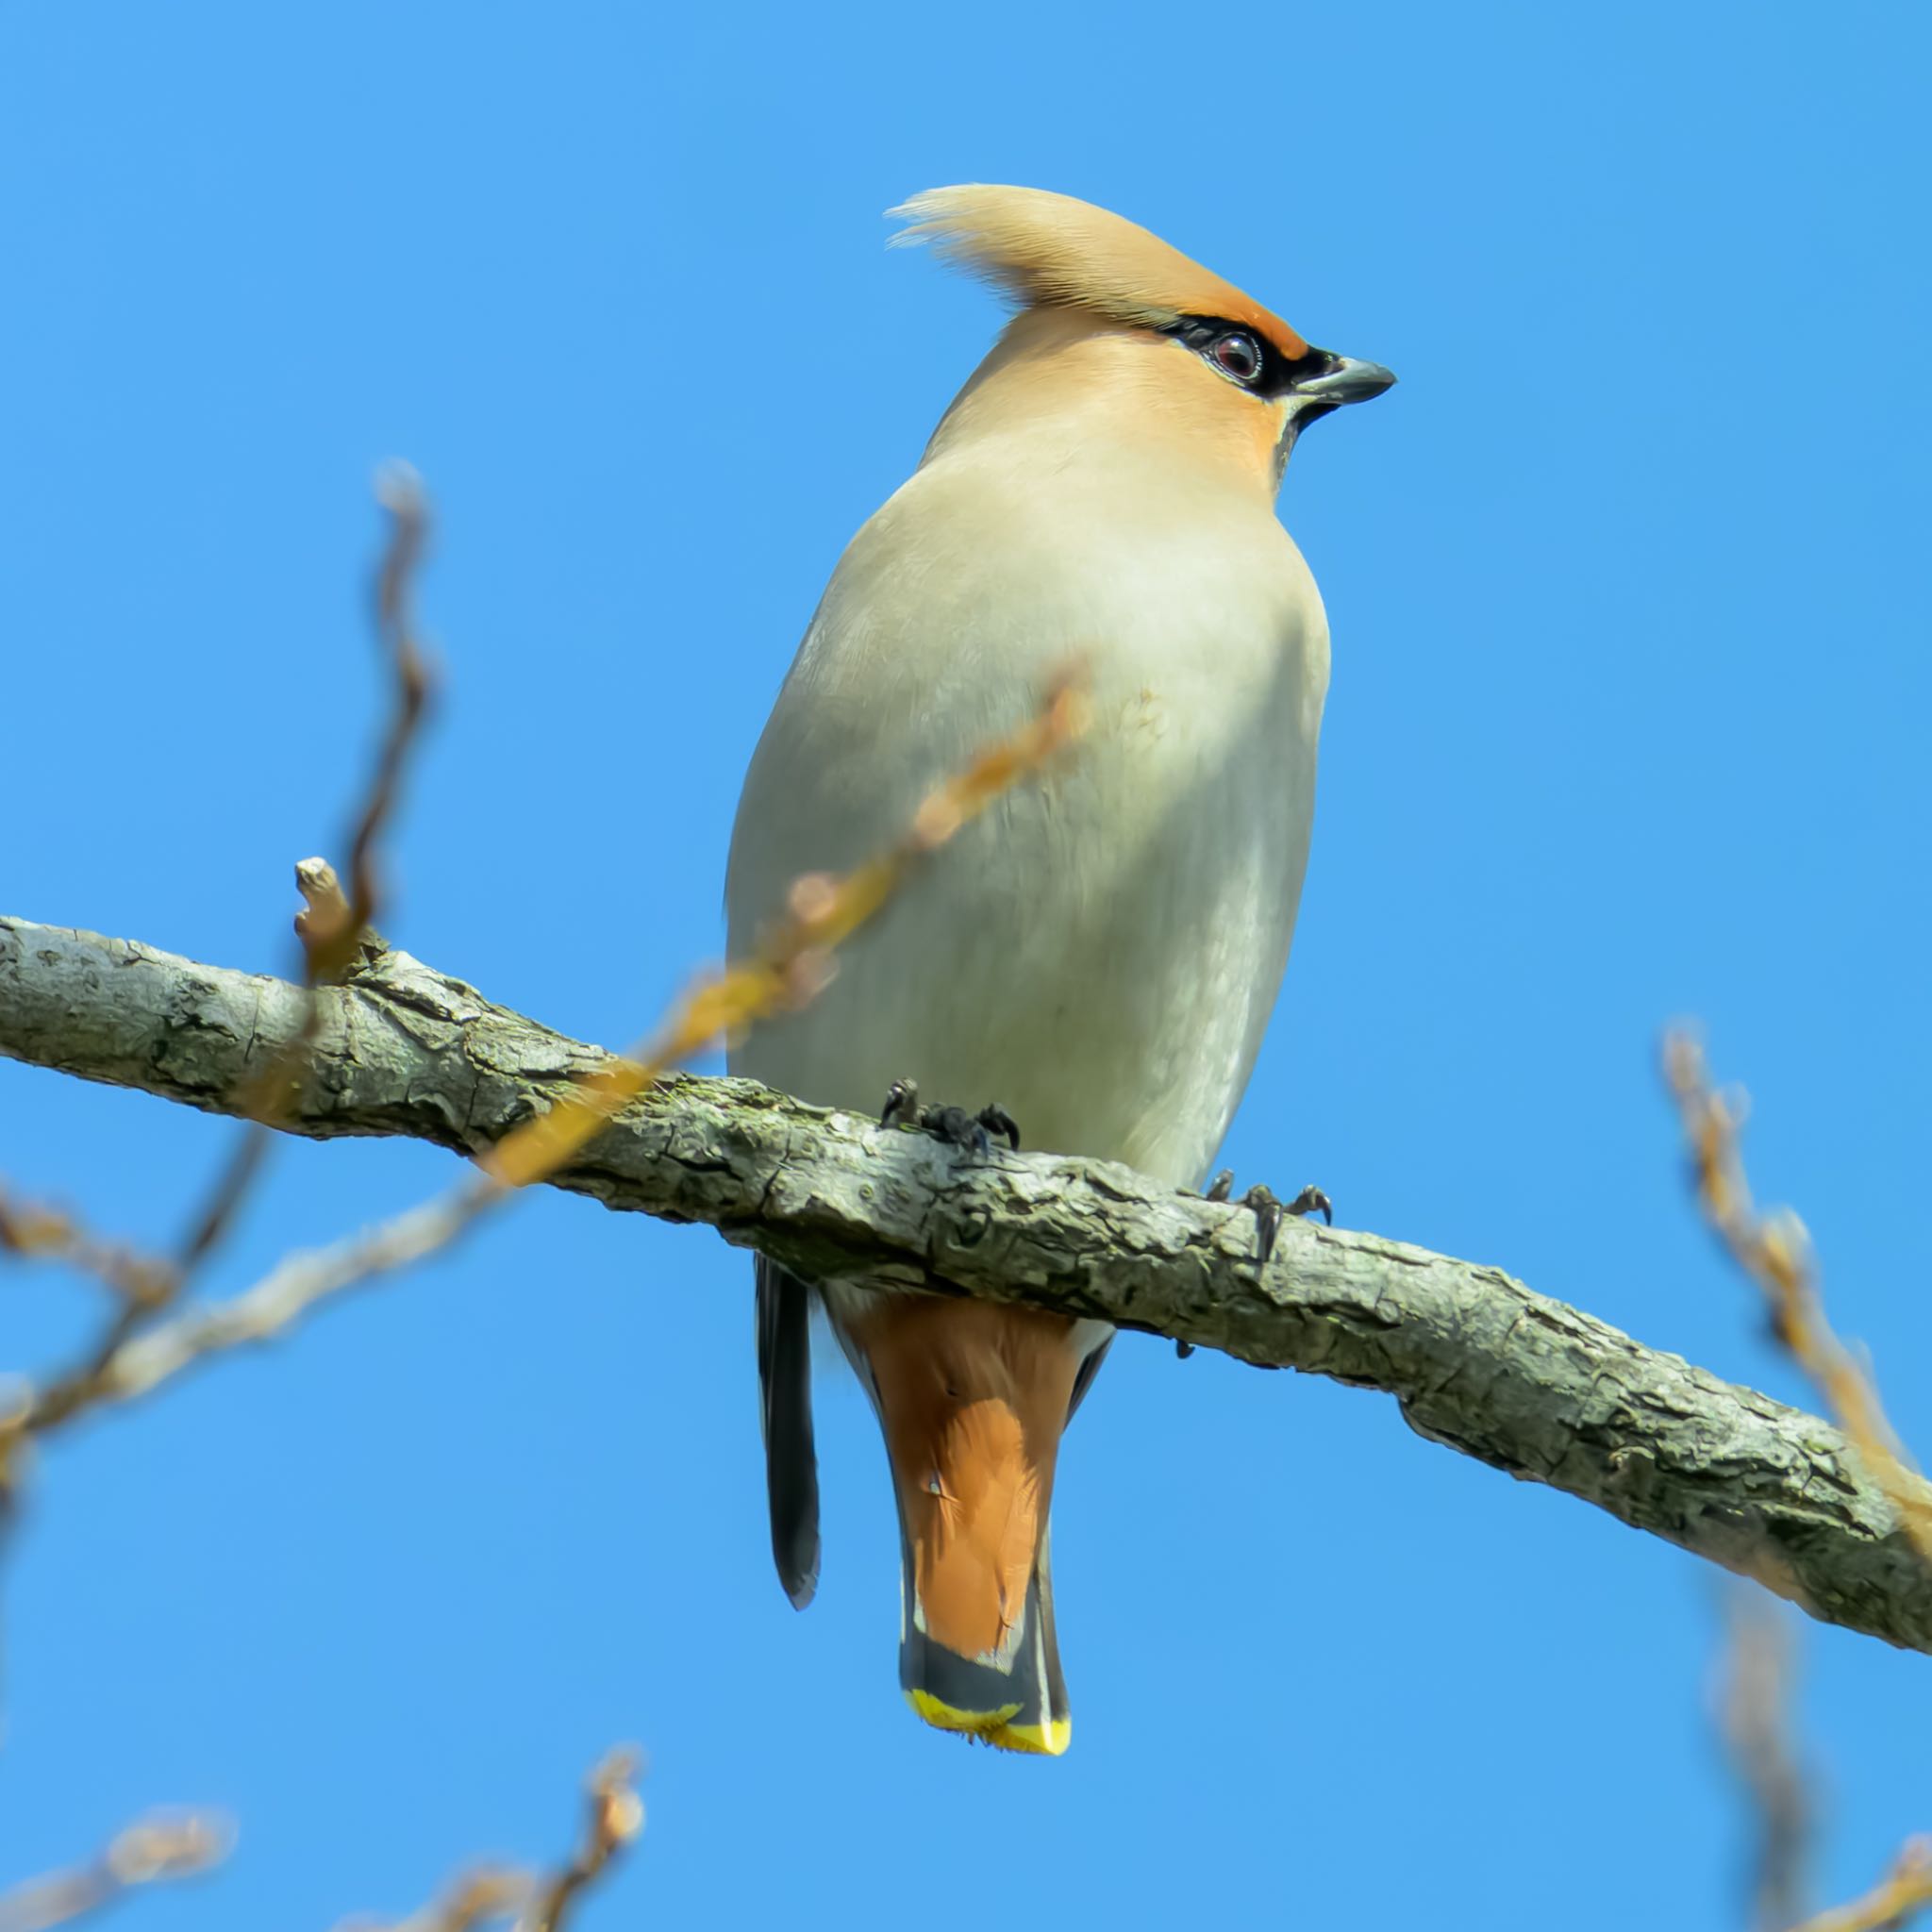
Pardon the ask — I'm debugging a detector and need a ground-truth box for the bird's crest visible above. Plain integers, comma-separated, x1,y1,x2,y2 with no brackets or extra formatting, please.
890,184,1308,362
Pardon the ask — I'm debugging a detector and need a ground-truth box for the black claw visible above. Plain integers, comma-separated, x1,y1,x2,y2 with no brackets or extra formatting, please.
879,1079,1021,1159
925,1104,989,1155
1241,1184,1285,1264
1175,1339,1196,1360
1285,1183,1334,1226
1207,1165,1334,1262
880,1077,920,1129
1205,1171,1283,1262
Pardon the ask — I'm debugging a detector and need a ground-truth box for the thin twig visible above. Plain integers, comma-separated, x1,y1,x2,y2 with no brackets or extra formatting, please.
333,1747,643,1932
1717,1585,1813,1931
170,460,435,1284
475,664,1091,1192
1674,1033,1932,1932
14,1190,479,1432
65,1126,275,1388
519,1746,644,1932
0,1185,175,1307
0,1810,231,1932
332,1866,532,1932
1788,1840,1932,1932
0,675,1087,1446
1664,1030,1932,1562
159,462,433,1298
2,475,441,1488
298,459,434,987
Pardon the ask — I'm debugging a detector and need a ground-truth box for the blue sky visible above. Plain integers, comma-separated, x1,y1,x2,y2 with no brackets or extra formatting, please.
3,2,1928,1925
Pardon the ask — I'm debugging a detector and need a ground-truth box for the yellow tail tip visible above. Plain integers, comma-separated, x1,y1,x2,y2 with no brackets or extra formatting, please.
906,1688,1072,1757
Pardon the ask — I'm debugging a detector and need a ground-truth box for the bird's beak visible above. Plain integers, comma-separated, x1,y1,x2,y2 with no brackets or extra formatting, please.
1291,353,1397,408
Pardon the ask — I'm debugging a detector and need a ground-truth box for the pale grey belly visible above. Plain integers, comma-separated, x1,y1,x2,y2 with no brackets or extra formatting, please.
730,695,1313,1189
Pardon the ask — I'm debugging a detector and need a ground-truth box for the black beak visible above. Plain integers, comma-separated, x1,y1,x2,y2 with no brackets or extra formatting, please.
1291,352,1397,408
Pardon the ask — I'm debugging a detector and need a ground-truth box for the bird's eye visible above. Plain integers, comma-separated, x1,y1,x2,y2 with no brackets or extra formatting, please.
1210,331,1263,385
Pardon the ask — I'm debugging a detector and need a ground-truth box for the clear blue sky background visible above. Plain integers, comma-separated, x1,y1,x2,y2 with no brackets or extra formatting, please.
3,4,1927,1925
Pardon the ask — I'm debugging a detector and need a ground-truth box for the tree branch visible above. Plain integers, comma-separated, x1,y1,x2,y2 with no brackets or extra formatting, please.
5,911,1931,1656
0,1808,231,1932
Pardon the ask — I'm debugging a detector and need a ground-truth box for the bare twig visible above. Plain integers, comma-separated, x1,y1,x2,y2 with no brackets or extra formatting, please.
1718,1586,1813,1930
519,1746,644,1932
1676,1033,1932,1929
0,1185,174,1307
297,460,434,988
63,1125,275,1393
0,1810,231,1932
1665,1030,1932,1562
334,1747,643,1932
172,465,431,1264
169,461,435,1285
1789,1840,1932,1932
475,664,1091,1192
0,475,441,1510
333,1867,533,1932
11,1190,479,1433
0,675,1088,1453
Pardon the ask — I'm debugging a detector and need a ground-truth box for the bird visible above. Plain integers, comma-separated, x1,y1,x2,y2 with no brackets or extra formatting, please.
724,184,1393,1756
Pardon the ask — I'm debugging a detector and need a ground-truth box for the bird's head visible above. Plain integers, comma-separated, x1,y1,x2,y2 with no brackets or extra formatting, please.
891,184,1394,491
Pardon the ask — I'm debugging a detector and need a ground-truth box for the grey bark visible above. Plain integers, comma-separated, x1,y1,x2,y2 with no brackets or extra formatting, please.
3,912,1929,1656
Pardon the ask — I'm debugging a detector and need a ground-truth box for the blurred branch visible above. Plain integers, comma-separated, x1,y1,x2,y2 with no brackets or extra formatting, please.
162,461,436,1281
295,460,434,989
2,472,602,1932
1717,1587,1813,1931
338,1867,531,1932
2,472,440,1452
473,666,1091,1194
0,1810,231,1932
7,1186,479,1433
1666,1032,1932,1565
5,918,1932,1655
1790,1840,1932,1932
335,1746,642,1932
1676,1032,1932,1931
0,675,1087,1457
519,1746,644,1932
0,1185,174,1307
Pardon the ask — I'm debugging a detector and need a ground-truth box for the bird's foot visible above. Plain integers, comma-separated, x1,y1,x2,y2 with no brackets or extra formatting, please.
1175,1171,1337,1361
1204,1170,1332,1262
1285,1183,1334,1224
880,1077,1021,1157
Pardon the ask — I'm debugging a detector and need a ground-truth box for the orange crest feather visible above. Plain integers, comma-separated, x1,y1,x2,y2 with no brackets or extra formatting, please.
891,183,1309,361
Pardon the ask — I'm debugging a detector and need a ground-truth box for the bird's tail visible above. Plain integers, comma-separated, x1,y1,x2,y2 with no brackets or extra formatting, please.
845,1297,1085,1757
885,1342,1074,1751
899,1517,1071,1757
